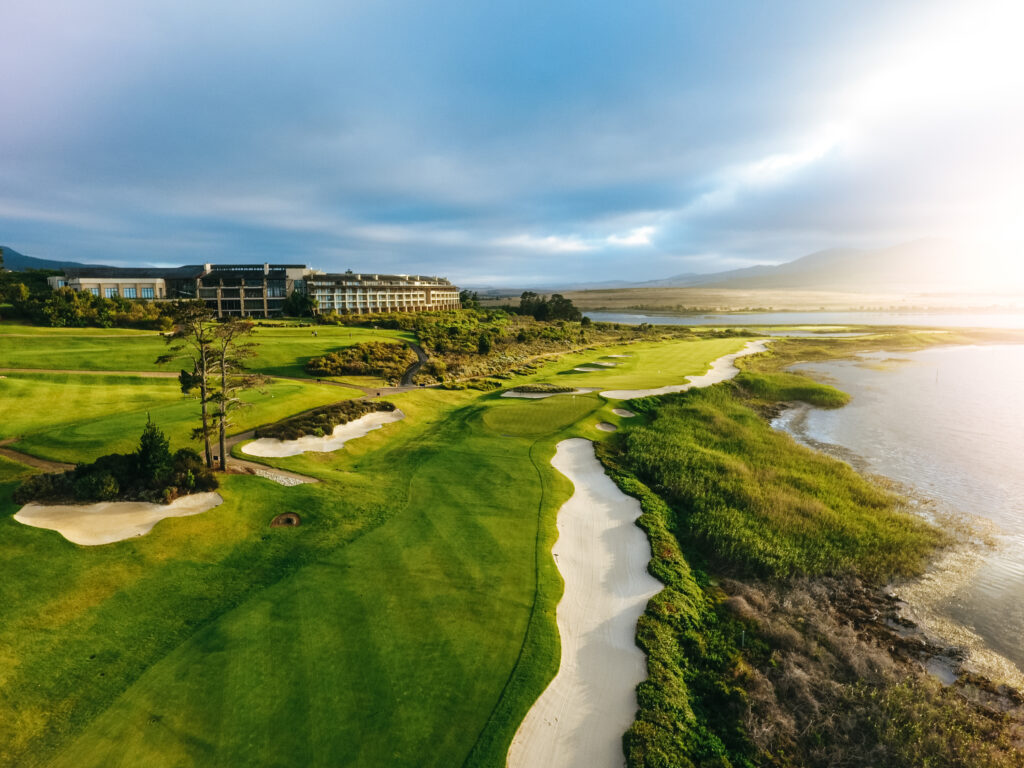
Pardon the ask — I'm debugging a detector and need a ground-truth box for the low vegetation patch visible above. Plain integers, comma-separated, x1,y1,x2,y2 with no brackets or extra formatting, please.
313,306,754,385
306,341,416,383
508,383,577,394
254,399,396,441
621,386,941,581
13,420,216,505
734,371,850,408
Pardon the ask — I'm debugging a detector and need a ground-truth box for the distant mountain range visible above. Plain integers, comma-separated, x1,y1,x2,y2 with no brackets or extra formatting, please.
0,245,112,272
477,239,1017,295
637,239,1004,293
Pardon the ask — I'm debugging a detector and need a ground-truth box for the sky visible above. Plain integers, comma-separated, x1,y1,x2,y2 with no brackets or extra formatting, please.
2,0,1023,286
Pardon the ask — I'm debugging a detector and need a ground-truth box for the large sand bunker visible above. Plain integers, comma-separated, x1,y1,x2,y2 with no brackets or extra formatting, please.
14,492,223,546
600,339,769,399
507,438,660,768
241,410,405,458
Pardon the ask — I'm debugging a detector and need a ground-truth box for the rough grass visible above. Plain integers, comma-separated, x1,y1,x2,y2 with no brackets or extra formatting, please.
734,371,850,408
621,386,944,582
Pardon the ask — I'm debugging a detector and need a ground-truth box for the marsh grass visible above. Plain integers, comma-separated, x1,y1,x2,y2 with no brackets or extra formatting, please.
621,386,942,581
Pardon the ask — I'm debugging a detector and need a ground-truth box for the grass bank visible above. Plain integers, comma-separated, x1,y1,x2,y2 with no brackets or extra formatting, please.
596,336,1024,767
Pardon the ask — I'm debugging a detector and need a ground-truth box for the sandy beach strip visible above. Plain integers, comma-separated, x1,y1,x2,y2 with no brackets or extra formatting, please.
241,410,405,458
507,438,660,768
14,492,223,546
600,339,769,399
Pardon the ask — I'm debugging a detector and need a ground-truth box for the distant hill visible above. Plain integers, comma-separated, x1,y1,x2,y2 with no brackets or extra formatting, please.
0,245,112,272
696,240,1003,293
566,239,1017,294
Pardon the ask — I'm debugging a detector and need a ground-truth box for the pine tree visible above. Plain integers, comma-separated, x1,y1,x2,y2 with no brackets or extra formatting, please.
157,301,217,467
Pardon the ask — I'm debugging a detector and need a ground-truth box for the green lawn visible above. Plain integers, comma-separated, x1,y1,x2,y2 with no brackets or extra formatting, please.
0,372,359,463
0,334,742,767
0,322,414,378
507,336,749,391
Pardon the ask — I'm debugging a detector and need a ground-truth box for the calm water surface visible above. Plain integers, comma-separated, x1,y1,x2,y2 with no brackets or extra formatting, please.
585,310,1024,329
773,345,1024,669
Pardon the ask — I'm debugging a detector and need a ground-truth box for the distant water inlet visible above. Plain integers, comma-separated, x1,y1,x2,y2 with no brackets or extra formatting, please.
773,344,1024,677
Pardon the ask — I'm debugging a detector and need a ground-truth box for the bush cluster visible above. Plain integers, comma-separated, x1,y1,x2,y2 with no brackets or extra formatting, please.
1,280,173,329
508,383,576,393
14,421,216,505
255,400,396,441
306,342,417,383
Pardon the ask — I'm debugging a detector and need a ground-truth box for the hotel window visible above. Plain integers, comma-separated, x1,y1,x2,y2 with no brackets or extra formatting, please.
90,287,100,296
105,287,118,298
141,287,155,299
57,279,67,288
123,287,137,299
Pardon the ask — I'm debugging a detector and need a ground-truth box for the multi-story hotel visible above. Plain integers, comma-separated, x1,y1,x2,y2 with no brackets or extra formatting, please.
306,272,460,314
48,264,461,318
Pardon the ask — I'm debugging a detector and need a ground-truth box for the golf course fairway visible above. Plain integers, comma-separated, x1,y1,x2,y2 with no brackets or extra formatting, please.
0,329,752,767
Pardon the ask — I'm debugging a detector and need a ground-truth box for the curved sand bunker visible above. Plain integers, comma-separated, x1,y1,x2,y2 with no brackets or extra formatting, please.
595,422,617,432
507,439,660,768
611,408,636,418
600,339,769,399
573,366,603,372
501,388,598,400
14,492,223,546
242,410,405,458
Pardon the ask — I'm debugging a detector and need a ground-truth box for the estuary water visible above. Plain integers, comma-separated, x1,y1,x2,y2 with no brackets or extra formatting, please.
585,309,1024,329
773,345,1024,672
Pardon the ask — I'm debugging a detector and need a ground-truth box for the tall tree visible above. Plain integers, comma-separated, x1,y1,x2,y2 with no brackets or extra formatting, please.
211,318,268,471
157,301,217,468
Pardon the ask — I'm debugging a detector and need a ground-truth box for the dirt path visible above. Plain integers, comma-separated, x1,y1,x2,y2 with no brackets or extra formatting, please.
0,367,178,378
400,342,429,386
507,438,660,768
0,439,74,472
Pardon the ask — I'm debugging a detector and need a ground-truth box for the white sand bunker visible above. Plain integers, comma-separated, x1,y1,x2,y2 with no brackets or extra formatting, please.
14,492,223,546
573,366,603,372
611,408,636,418
501,388,598,400
604,354,632,358
508,439,660,768
592,361,617,367
601,339,770,400
242,410,405,458
595,422,617,432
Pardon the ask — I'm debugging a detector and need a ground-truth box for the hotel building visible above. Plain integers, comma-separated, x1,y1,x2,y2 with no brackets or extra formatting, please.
48,263,460,318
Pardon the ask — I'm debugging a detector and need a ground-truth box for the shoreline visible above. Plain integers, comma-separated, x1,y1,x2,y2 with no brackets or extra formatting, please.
771,399,1024,690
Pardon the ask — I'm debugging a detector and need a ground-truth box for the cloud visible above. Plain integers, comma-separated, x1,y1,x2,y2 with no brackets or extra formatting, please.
607,226,656,247
0,1,1020,285
493,233,593,253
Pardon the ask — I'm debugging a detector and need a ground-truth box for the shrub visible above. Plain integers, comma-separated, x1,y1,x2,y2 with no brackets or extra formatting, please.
508,383,576,393
306,342,416,383
255,400,396,441
13,424,217,505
